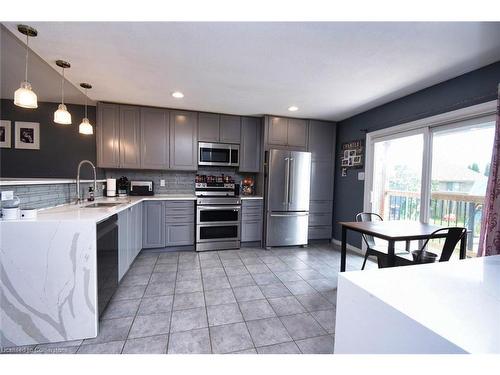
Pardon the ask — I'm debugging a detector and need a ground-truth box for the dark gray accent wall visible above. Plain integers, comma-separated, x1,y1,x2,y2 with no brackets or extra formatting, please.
333,60,500,247
0,99,101,179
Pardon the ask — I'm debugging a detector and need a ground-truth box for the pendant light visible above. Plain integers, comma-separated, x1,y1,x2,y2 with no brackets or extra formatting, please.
54,60,72,124
79,83,93,135
14,25,38,109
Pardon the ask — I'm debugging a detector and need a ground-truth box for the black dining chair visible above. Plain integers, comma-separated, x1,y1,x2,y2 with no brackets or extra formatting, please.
356,212,410,270
396,227,467,265
356,212,383,270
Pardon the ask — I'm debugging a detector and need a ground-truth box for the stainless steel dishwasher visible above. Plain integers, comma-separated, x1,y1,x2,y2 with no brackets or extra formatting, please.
96,214,119,317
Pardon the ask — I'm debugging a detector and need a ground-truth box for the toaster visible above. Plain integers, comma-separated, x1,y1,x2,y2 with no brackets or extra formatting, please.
129,181,154,196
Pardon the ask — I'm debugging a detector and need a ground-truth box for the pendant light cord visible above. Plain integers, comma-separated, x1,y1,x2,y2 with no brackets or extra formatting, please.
85,88,88,118
25,33,29,82
61,67,65,105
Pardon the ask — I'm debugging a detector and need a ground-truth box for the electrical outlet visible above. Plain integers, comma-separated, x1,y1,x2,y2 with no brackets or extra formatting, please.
160,179,165,187
1,191,14,201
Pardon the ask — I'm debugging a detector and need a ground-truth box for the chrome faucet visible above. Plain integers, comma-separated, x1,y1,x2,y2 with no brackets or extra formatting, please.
76,160,97,204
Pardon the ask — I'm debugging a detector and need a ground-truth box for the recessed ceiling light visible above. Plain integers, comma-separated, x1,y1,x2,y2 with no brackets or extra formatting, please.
288,106,298,112
172,91,184,99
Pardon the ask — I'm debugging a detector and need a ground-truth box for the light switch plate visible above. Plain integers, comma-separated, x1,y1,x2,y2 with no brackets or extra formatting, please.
160,179,165,187
358,172,365,181
1,190,14,201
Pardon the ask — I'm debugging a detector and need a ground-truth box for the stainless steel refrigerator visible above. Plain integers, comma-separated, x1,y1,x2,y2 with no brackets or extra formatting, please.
265,149,311,247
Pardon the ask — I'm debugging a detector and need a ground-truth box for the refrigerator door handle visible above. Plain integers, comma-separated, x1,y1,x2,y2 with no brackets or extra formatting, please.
270,212,309,217
288,157,294,204
283,157,290,205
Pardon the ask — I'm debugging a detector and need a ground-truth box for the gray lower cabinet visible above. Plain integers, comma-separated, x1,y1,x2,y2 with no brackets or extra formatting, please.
240,117,261,172
166,224,194,246
140,107,169,169
143,201,165,249
118,209,129,281
170,110,198,170
118,203,143,280
165,201,194,246
220,115,241,144
241,199,263,242
119,105,141,169
97,103,120,168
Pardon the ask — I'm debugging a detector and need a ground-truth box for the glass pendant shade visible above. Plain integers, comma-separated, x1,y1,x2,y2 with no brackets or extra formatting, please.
54,103,72,124
79,118,93,135
14,81,38,109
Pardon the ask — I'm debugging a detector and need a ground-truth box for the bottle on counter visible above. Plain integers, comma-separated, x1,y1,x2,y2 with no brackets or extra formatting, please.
88,186,95,202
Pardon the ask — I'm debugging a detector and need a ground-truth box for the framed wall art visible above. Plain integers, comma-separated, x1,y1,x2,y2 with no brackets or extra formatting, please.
0,120,11,148
15,122,40,150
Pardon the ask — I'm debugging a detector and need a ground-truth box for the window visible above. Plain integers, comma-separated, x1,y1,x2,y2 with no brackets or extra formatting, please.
364,101,496,257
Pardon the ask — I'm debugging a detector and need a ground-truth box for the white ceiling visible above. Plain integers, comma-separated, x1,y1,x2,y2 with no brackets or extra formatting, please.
3,22,500,121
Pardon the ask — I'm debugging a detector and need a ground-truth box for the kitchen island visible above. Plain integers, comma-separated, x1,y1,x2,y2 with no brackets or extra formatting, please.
0,195,195,347
334,255,500,354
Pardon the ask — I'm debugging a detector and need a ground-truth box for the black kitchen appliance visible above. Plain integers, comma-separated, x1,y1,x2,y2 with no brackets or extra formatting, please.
129,181,154,196
97,214,118,317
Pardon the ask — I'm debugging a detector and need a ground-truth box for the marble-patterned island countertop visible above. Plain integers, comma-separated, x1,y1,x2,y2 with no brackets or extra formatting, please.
0,194,197,348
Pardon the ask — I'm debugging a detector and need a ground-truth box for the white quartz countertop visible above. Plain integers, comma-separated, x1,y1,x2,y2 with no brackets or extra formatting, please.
340,255,500,353
240,196,263,200
1,195,197,224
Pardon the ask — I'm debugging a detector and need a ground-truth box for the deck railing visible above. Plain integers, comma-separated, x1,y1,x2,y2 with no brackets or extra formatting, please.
382,190,484,251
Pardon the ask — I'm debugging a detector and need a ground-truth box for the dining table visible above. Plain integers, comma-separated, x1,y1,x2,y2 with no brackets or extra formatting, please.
339,220,467,272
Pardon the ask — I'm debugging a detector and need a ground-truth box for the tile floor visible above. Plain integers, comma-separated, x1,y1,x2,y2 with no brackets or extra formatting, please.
3,243,374,354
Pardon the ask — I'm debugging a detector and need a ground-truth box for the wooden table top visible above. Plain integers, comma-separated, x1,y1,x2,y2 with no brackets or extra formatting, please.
339,221,445,241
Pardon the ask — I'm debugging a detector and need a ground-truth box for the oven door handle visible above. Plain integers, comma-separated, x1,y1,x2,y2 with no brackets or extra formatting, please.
197,206,241,210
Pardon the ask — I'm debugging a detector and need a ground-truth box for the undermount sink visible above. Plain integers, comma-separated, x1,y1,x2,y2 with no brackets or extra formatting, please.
84,202,127,208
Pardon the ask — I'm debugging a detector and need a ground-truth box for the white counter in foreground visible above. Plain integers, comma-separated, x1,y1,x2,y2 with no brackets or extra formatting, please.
334,255,500,354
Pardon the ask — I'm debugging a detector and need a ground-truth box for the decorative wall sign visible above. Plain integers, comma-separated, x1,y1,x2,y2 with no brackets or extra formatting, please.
15,121,40,150
0,120,12,148
340,139,364,172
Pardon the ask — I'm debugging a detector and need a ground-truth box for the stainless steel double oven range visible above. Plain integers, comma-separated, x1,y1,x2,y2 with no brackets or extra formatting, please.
195,182,241,251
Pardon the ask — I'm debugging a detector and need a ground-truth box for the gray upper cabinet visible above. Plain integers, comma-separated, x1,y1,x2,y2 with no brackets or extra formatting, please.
140,107,170,169
169,110,198,171
199,113,241,144
198,112,220,142
268,116,308,149
143,201,165,249
97,103,120,168
310,160,334,201
308,120,335,161
240,117,261,173
119,105,141,169
220,115,241,144
268,116,288,145
287,118,308,148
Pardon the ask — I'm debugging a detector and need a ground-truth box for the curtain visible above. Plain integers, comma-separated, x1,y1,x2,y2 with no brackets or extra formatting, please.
478,84,500,256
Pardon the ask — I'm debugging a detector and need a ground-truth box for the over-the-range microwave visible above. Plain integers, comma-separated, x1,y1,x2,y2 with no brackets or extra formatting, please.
198,142,239,167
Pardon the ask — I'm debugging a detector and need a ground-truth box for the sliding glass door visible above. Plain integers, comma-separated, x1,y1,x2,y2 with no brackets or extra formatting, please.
366,110,496,255
429,120,495,253
372,132,425,222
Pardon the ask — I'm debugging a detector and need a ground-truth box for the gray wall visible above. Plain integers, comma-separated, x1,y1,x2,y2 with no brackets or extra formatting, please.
333,60,500,247
0,99,100,179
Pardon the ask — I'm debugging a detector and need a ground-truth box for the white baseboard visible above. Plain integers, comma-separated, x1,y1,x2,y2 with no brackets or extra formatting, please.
331,238,365,257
